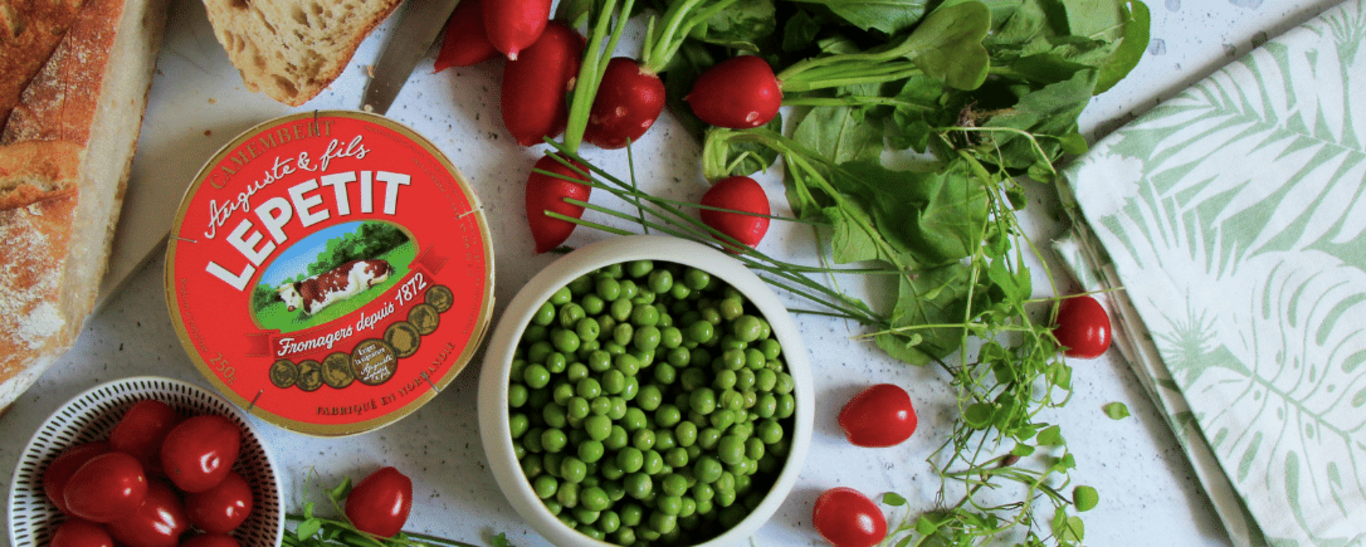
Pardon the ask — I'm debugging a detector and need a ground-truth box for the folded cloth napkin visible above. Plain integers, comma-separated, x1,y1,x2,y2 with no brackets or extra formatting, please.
1054,1,1366,545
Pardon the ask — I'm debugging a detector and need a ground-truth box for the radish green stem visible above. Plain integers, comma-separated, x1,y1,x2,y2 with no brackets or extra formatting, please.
562,0,635,153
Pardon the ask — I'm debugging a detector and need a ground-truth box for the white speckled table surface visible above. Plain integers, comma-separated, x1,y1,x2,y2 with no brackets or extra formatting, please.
1,0,1348,545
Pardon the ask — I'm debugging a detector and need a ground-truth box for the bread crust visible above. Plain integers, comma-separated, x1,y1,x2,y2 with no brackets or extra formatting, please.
202,0,402,106
0,0,90,123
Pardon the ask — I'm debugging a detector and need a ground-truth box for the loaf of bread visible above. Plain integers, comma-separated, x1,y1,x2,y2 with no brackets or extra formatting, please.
202,0,403,106
0,0,169,411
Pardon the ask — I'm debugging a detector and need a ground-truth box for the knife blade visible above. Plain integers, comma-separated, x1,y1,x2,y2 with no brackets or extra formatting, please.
361,0,463,114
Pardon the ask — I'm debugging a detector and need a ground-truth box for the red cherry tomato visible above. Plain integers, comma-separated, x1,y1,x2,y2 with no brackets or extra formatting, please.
185,471,253,534
1053,295,1112,358
109,399,180,475
159,415,241,493
50,518,115,547
181,534,241,547
837,384,918,447
106,481,189,547
63,452,148,523
812,487,887,547
43,441,110,515
345,467,413,538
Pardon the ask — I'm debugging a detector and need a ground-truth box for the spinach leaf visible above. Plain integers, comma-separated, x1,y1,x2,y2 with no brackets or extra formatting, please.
831,159,989,266
877,261,975,365
788,0,930,35
692,0,777,51
791,106,884,164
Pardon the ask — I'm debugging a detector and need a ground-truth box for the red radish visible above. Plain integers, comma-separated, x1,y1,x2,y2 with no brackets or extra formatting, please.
482,0,552,61
686,56,782,129
526,154,591,253
584,58,667,149
700,176,770,251
434,0,499,70
501,22,584,146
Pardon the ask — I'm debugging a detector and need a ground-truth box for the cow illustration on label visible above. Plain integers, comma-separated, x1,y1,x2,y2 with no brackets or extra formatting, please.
277,259,394,315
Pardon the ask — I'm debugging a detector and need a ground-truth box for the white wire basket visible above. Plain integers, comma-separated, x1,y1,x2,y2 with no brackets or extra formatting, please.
8,376,284,547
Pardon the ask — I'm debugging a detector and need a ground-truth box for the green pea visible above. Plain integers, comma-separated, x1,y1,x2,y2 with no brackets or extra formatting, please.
643,449,665,475
648,512,677,534
599,510,622,534
508,384,529,408
567,362,589,382
717,435,746,465
679,497,698,518
756,369,777,392
633,289,656,306
556,303,584,329
758,419,784,444
543,404,568,428
627,260,654,279
759,338,781,360
712,369,737,391
584,414,612,441
523,364,550,389
560,456,588,483
665,447,689,468
652,362,676,385
566,397,590,420
656,495,683,516
654,428,677,451
625,473,652,499
632,428,656,451
608,397,628,420
510,413,529,438
719,298,744,321
541,428,568,453
573,317,601,342
631,304,660,326
596,277,622,301
744,348,765,369
775,372,795,394
612,323,634,346
634,325,661,351
617,447,644,473
600,370,626,395
698,427,722,450
660,473,689,497
722,349,747,371
557,482,579,508
620,503,644,527
524,427,545,452
580,486,610,512
619,280,639,300
605,425,629,451
622,407,647,431
665,347,690,368
701,307,722,325
601,458,625,480
731,315,763,343
694,456,723,483
543,499,563,516
775,394,796,419
745,437,765,460
643,269,670,294
682,268,709,290
659,327,685,351
533,475,559,499
613,528,636,546
590,396,612,416
549,286,572,305
637,385,663,411
720,389,744,411
674,421,698,447
614,353,641,376
687,321,714,344
669,282,691,300
551,382,574,405
532,301,556,326
753,393,777,418
719,336,746,351
610,298,632,323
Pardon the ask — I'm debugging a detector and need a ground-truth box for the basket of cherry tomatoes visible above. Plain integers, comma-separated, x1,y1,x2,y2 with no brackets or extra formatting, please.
7,376,283,547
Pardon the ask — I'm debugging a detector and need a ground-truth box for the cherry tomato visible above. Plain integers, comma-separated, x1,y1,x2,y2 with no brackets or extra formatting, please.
837,384,917,447
180,534,241,547
109,400,179,475
43,441,110,515
159,415,241,493
50,518,115,547
812,487,887,547
63,452,148,523
344,467,413,538
1053,295,1112,359
185,471,253,534
106,481,189,547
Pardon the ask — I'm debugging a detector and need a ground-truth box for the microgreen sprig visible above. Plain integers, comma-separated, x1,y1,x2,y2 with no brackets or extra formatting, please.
283,470,505,547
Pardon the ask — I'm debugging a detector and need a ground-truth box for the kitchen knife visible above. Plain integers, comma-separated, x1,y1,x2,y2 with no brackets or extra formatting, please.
361,0,462,114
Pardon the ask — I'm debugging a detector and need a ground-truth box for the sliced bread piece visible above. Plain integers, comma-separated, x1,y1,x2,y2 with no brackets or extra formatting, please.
202,0,403,106
0,0,169,410
0,0,91,123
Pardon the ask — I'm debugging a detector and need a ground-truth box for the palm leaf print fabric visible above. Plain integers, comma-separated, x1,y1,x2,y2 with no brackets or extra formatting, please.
1056,1,1366,545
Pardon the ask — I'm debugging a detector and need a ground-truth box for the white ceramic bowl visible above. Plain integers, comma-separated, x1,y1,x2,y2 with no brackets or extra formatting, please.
8,376,284,547
478,235,814,547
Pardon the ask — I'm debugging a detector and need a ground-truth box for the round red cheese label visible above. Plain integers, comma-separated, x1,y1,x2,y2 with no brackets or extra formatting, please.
166,111,494,436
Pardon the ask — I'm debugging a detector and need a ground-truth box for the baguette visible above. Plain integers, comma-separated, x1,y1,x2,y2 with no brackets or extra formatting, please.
0,0,169,411
202,0,403,106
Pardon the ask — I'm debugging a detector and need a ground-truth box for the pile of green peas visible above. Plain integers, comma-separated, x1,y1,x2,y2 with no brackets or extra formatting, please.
507,259,797,546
